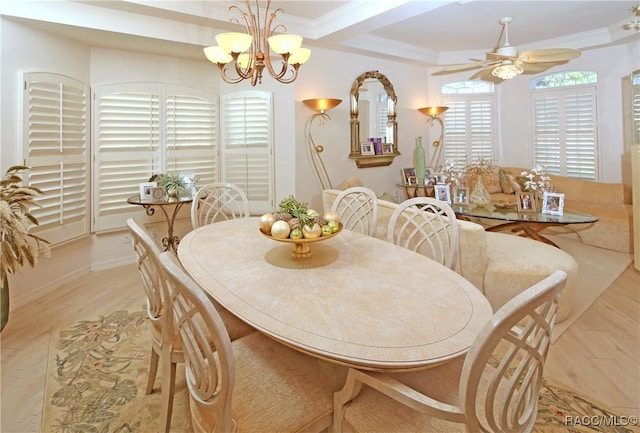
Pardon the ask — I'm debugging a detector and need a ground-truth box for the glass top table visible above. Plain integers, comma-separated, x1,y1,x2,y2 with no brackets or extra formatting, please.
452,204,598,247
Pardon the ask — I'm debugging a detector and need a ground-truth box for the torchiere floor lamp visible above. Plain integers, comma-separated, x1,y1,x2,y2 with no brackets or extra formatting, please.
418,106,449,168
303,98,342,190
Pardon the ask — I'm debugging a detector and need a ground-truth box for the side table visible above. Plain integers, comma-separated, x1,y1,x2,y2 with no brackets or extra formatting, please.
127,194,193,252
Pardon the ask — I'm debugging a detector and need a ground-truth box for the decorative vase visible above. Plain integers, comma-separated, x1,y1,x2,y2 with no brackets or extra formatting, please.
469,176,492,208
414,137,426,187
1,277,8,332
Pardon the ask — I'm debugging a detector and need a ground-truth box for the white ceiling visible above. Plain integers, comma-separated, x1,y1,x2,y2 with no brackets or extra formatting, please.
3,0,639,67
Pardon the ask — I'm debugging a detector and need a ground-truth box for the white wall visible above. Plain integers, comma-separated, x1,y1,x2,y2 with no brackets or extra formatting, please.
2,15,638,309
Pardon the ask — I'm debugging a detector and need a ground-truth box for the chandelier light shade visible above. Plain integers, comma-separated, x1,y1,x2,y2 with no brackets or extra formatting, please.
203,0,311,86
621,4,640,31
418,106,449,167
303,98,342,190
492,63,524,80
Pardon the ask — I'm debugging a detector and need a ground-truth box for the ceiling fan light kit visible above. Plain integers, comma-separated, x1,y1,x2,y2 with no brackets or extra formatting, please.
621,4,640,31
433,16,581,83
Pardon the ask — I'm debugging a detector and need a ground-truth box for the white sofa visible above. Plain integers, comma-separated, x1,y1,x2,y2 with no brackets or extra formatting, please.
323,189,578,322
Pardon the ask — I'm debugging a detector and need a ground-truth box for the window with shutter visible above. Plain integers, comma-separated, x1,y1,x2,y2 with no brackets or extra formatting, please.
531,73,598,180
632,73,640,145
23,73,90,245
441,82,495,167
93,83,217,232
220,91,273,214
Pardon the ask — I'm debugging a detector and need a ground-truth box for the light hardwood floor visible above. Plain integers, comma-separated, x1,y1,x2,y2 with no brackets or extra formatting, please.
1,262,639,432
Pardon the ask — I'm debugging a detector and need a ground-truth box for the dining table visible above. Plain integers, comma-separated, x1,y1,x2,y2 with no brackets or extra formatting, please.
177,217,493,372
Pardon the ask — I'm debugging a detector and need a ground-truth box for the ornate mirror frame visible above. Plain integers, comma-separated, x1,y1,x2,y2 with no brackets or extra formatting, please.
349,70,400,168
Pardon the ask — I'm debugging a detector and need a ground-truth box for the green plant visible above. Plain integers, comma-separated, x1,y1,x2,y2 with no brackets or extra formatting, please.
1,165,50,331
157,172,186,192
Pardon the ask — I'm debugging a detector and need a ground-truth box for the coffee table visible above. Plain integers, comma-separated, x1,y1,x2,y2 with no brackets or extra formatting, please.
452,204,598,247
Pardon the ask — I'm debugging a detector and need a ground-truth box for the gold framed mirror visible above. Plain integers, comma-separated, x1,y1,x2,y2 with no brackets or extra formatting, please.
349,71,400,168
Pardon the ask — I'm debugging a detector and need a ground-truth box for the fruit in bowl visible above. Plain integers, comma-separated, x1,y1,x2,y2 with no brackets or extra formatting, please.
259,195,341,240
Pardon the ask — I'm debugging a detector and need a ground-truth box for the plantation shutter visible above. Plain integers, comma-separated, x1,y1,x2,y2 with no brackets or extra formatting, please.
23,73,90,245
443,95,495,167
93,83,217,232
93,83,161,231
632,74,640,145
220,91,273,215
532,86,597,180
165,87,218,186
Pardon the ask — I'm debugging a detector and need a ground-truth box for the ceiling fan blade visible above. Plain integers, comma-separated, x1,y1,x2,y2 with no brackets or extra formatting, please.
431,60,495,75
519,48,581,63
520,61,568,74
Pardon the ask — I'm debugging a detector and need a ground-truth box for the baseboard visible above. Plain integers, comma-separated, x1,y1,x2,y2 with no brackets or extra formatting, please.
11,265,91,311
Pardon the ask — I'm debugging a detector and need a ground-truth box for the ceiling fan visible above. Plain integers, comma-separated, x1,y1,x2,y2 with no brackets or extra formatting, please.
432,17,581,83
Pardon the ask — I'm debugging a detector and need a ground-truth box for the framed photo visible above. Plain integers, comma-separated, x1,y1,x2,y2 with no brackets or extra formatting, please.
424,167,435,186
381,143,393,154
434,184,451,204
401,168,417,186
435,172,447,185
542,192,564,215
138,181,157,200
516,192,537,213
149,186,166,203
360,142,375,156
453,186,469,205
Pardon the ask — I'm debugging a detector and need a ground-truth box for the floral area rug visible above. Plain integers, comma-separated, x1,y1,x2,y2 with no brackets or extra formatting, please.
42,310,639,433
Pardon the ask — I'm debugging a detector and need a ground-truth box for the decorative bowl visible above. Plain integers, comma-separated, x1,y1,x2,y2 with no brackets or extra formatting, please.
260,224,343,259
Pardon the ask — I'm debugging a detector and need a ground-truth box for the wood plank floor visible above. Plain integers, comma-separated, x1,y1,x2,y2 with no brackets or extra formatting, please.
1,262,638,432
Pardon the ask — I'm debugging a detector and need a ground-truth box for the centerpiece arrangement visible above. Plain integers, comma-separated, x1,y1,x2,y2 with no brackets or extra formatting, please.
259,195,341,259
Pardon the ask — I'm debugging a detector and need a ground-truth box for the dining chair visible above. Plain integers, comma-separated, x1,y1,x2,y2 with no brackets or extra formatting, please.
387,196,460,270
333,269,567,433
330,186,378,236
127,218,255,432
157,251,334,433
190,182,250,229
127,217,184,433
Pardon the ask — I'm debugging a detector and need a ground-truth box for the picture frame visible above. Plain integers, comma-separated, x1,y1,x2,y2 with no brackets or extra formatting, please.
401,168,417,186
360,142,375,156
149,186,166,203
381,143,393,154
453,186,469,205
434,172,447,185
424,167,435,186
138,181,157,200
542,192,564,215
434,184,451,204
516,191,537,213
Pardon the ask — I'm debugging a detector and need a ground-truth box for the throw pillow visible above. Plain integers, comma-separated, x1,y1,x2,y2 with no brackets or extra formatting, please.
499,169,514,194
336,176,363,190
482,169,502,194
507,173,525,192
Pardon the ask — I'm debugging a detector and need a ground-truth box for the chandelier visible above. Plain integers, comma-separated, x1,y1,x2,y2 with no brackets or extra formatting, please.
492,61,523,80
203,0,311,86
621,4,640,31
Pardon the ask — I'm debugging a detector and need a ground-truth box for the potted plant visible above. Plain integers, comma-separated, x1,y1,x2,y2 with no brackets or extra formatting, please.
157,172,186,198
0,165,50,332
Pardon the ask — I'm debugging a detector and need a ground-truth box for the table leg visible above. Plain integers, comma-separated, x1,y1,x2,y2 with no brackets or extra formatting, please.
486,222,560,248
142,202,187,252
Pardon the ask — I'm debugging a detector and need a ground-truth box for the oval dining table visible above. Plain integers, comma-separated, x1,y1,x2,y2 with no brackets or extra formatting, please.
177,217,493,372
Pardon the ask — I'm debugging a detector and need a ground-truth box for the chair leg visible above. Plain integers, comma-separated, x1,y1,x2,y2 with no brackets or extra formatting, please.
159,358,177,433
146,347,159,395
333,369,364,433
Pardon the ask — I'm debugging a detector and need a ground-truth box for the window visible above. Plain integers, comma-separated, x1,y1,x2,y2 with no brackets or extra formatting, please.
92,83,217,231
220,91,274,214
441,81,496,167
531,72,598,180
23,73,90,245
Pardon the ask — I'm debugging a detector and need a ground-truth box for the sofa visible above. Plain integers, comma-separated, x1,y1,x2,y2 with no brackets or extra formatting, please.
470,167,633,254
323,189,578,322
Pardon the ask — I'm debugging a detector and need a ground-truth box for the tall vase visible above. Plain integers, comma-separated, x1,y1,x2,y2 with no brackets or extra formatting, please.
414,137,426,187
1,277,9,332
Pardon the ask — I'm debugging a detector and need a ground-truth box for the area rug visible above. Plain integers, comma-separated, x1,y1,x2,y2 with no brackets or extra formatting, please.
545,234,633,343
42,310,639,433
